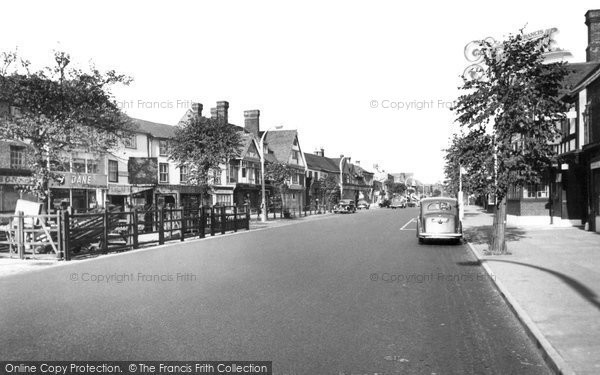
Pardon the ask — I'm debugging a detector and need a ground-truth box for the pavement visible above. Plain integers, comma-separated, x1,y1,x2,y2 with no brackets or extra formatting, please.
0,207,552,374
462,204,600,375
0,211,335,278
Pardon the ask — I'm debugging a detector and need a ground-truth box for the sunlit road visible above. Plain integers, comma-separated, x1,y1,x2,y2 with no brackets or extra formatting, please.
0,208,552,374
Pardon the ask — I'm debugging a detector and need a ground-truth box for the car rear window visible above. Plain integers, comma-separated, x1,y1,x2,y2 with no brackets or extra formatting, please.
425,201,456,212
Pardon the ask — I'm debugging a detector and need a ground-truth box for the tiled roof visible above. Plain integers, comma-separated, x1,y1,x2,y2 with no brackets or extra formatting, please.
561,62,600,97
261,130,298,164
131,117,176,139
304,153,338,172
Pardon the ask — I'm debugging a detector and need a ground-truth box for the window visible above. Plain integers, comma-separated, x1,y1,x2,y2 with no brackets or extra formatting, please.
10,146,25,169
291,150,300,164
159,163,169,183
292,173,298,184
108,160,118,182
229,164,238,183
314,172,319,181
180,165,189,184
123,134,136,149
242,167,247,178
72,158,86,173
86,159,99,174
159,140,169,156
524,184,548,199
216,194,232,205
212,169,222,185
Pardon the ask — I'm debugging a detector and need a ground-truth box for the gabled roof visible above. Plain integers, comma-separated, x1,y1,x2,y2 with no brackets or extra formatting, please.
131,117,176,139
304,153,338,173
261,130,298,164
561,62,600,97
237,132,260,161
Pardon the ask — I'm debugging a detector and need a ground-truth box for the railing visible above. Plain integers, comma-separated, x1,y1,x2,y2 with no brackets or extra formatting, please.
62,205,250,261
0,205,250,261
0,211,62,259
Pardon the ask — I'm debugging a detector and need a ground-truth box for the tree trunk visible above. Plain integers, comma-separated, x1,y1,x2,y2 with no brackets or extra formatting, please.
490,195,507,254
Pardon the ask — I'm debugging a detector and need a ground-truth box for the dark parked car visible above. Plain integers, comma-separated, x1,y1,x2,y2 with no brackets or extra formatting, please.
416,197,462,244
356,199,370,210
334,199,356,213
379,199,391,208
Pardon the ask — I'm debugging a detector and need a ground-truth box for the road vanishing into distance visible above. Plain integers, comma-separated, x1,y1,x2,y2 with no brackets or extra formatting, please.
0,208,552,374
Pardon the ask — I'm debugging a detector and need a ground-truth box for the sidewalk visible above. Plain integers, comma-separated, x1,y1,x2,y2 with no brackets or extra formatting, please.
462,205,600,375
0,212,335,278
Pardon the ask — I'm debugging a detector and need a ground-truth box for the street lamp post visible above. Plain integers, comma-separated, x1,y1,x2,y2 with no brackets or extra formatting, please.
260,125,283,222
339,156,347,200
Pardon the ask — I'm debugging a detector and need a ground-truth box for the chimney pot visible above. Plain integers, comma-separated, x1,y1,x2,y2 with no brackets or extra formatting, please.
244,109,260,136
586,9,600,62
216,101,229,123
191,103,203,116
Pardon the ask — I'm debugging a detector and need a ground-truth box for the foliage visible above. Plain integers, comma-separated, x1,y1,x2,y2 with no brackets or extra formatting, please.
432,189,442,197
264,161,293,205
443,131,494,197
451,30,569,253
170,115,242,191
318,174,340,206
0,50,133,201
453,31,568,199
388,182,407,196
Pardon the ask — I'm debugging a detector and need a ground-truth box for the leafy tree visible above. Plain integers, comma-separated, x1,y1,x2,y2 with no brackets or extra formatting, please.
170,115,242,198
443,131,494,197
264,161,292,208
319,174,340,208
432,189,442,197
388,182,407,196
0,50,133,207
452,30,568,254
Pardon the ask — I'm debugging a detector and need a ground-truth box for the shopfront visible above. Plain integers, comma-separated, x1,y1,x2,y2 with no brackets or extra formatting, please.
0,175,36,213
50,172,107,212
107,185,154,209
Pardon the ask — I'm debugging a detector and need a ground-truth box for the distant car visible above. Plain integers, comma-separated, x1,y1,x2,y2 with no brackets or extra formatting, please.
334,199,356,214
390,196,406,209
379,199,391,208
416,197,462,244
356,199,370,210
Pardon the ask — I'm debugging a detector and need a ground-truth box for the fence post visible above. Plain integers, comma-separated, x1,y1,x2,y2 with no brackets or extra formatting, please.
102,208,109,253
220,206,226,235
233,206,238,232
199,207,206,238
180,207,186,242
210,207,216,236
62,210,71,261
56,211,63,260
16,211,25,260
158,207,165,245
246,209,250,230
132,208,139,249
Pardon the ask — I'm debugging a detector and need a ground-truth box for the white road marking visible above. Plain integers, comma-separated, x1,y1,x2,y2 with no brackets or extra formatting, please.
400,218,416,231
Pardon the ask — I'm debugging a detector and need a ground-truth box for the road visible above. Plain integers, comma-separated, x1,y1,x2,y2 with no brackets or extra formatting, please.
0,208,552,374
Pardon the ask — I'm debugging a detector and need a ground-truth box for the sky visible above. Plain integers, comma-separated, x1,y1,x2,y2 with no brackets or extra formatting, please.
1,0,599,183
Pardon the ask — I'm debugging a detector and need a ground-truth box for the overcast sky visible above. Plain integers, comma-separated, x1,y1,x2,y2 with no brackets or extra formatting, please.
2,1,599,183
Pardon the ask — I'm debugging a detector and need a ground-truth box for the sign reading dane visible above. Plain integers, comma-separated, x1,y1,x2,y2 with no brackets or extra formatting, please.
51,172,107,189
128,157,158,185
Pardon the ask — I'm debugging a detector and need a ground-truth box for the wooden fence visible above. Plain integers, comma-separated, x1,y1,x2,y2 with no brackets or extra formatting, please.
0,203,332,261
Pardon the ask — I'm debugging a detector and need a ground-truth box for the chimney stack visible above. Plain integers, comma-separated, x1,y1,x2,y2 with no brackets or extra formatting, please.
244,110,260,136
191,102,203,116
216,101,229,123
586,9,600,62
210,107,217,120
314,148,325,157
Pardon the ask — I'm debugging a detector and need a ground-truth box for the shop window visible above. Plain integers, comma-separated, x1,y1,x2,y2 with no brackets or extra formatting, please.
123,134,136,149
159,163,169,183
180,165,189,184
72,158,86,173
216,194,232,205
524,184,548,199
10,146,25,169
108,160,119,182
159,140,169,156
